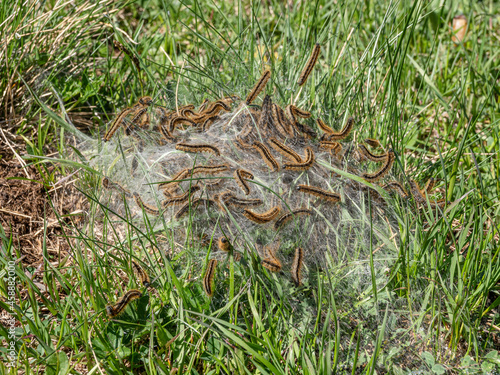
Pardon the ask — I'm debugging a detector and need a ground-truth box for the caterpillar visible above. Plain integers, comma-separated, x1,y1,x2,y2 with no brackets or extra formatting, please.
198,99,209,112
130,107,149,128
203,259,217,297
316,118,334,134
261,243,282,272
361,149,395,182
175,142,221,156
234,169,254,195
161,185,200,208
191,164,229,176
174,198,215,219
364,138,381,148
294,121,317,138
102,177,132,198
106,289,142,318
103,106,137,141
225,196,263,208
243,206,281,224
296,184,341,203
321,117,354,141
167,116,197,133
133,192,160,215
218,237,231,252
274,208,313,230
423,178,436,193
283,147,315,171
246,69,271,105
215,190,235,210
297,43,321,86
272,104,294,137
268,138,302,163
132,261,151,287
383,181,409,199
257,95,273,134
358,145,388,162
289,105,312,119
114,40,141,72
291,247,304,286
253,141,280,171
158,168,190,190
409,180,446,207
319,141,343,157
271,104,292,138
201,115,220,132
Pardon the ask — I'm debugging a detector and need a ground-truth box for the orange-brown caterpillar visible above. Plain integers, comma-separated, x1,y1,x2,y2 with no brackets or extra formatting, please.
283,147,315,171
290,105,312,119
102,177,132,198
246,69,271,105
409,180,446,207
203,259,217,297
253,141,280,171
291,247,304,286
424,178,436,193
234,169,254,195
114,40,141,72
321,117,354,141
261,243,282,272
274,208,313,230
198,99,209,112
364,138,381,148
358,145,387,162
218,237,231,252
167,115,197,133
225,195,263,208
174,198,215,219
243,206,281,224
297,184,341,203
319,141,343,156
103,96,153,141
316,118,334,134
297,43,321,86
132,261,151,287
361,149,395,182
268,138,302,163
158,168,190,190
175,142,221,156
133,192,160,215
271,104,292,138
383,182,409,199
161,185,200,207
201,115,220,132
106,289,142,318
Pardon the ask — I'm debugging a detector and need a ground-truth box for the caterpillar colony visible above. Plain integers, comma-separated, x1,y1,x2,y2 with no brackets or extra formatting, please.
96,44,446,299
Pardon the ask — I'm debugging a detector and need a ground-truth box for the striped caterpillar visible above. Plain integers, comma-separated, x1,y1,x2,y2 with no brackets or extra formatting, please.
175,142,221,156
364,138,381,148
423,178,436,193
161,185,200,207
320,117,354,141
246,70,271,105
271,104,293,138
167,115,197,133
358,145,388,162
361,149,395,182
114,40,141,72
203,259,217,297
234,169,254,196
297,43,321,86
283,147,315,171
289,105,312,119
243,206,281,224
253,141,280,171
132,261,151,287
274,208,313,230
319,141,343,156
102,177,132,198
291,247,304,286
133,192,160,215
106,289,142,318
159,164,228,191
296,184,341,203
268,138,302,163
174,198,215,219
218,237,231,252
383,181,409,199
103,97,152,141
261,243,282,272
409,180,447,207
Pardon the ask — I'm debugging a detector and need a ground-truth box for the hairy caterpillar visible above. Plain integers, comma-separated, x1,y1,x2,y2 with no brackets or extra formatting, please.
283,148,315,171
291,247,304,286
272,104,294,136
297,184,341,203
321,117,354,141
319,141,343,156
424,178,436,193
361,149,395,182
175,142,221,156
234,169,254,195
106,289,142,318
161,185,200,207
246,70,271,105
201,115,220,132
203,259,217,297
364,138,381,148
198,99,209,112
274,208,313,230
253,141,280,171
316,118,334,134
103,96,154,141
297,43,321,86
225,196,263,208
132,261,151,287
290,105,312,119
358,145,388,162
218,237,231,252
102,177,132,198
114,40,141,72
243,206,281,224
174,198,215,219
133,192,160,215
383,181,409,199
409,180,447,207
268,138,302,163
271,104,292,138
261,243,282,272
